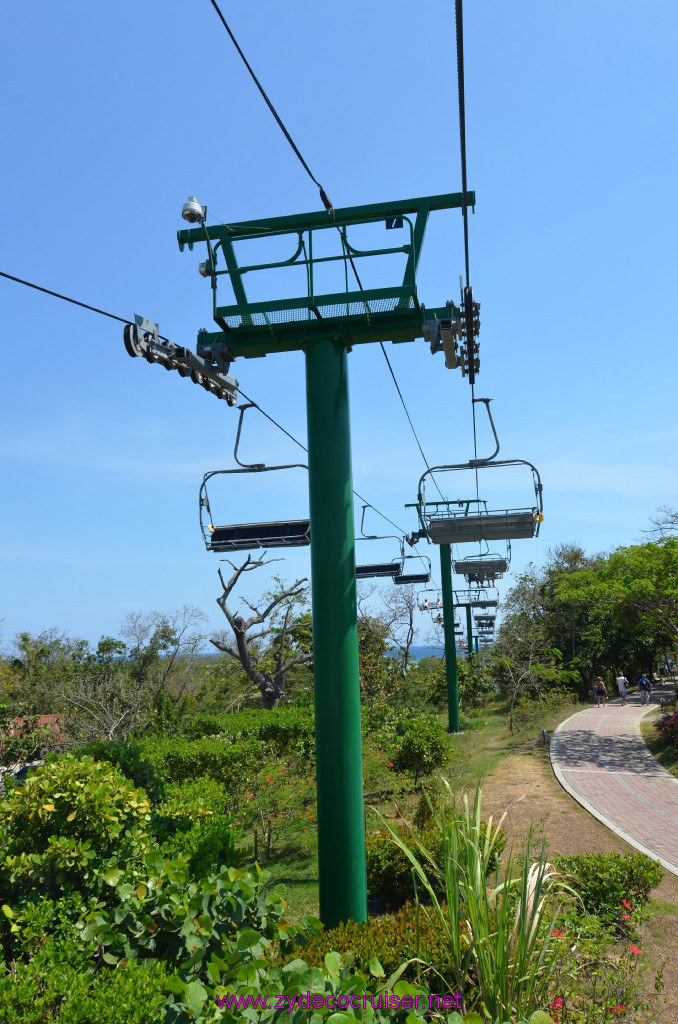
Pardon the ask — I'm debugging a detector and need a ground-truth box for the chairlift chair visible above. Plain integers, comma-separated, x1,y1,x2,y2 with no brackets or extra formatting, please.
417,586,442,612
415,400,544,545
454,554,508,583
394,554,432,586
199,404,310,552
355,506,403,580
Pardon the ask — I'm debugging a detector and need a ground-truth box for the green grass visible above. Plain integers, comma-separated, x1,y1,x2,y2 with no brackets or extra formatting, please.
262,845,320,921
640,713,678,779
448,699,582,789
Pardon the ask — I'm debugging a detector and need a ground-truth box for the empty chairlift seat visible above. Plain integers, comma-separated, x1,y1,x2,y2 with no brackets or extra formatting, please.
355,561,402,579
427,509,538,544
199,404,311,554
454,557,507,579
207,519,310,552
416,458,544,545
393,554,431,586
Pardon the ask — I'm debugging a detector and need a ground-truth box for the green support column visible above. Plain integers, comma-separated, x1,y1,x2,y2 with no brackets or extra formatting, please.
475,636,479,653
305,338,367,929
466,604,473,654
439,544,460,733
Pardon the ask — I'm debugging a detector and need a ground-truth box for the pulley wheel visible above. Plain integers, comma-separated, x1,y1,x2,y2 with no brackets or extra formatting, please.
123,323,144,358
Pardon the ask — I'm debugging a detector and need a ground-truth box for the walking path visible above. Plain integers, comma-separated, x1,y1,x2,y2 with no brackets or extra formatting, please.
550,692,678,875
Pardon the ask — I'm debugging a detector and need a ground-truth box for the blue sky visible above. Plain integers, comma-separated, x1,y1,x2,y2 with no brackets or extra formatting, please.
1,0,677,649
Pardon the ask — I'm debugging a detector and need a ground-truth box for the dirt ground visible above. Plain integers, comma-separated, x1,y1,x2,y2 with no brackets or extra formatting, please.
479,742,678,1023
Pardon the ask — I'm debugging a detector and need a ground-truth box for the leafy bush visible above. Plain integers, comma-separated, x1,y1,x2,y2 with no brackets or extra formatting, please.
0,755,151,899
181,705,315,760
0,892,89,963
80,857,315,970
151,778,239,877
367,815,506,908
390,714,452,785
0,948,168,1023
139,737,259,802
555,851,663,924
71,739,165,803
653,710,678,748
298,901,454,984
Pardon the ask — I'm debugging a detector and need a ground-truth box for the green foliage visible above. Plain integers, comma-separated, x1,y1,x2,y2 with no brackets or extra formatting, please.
379,782,567,1021
297,901,453,984
547,905,665,1023
0,948,168,1023
79,857,312,970
237,764,317,860
555,851,663,924
186,704,316,760
151,778,240,877
0,703,59,770
366,825,422,908
139,736,260,803
0,892,89,964
653,710,678,748
72,738,165,803
0,755,151,900
367,813,506,909
510,689,578,733
390,713,451,785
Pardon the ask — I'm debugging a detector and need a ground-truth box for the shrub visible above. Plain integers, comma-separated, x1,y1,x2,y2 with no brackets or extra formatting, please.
151,777,239,877
555,851,663,924
653,710,678,748
367,815,506,908
181,705,315,760
296,901,454,985
71,739,165,803
139,737,259,802
0,948,168,1024
390,714,451,785
0,755,151,899
79,857,314,970
0,892,90,964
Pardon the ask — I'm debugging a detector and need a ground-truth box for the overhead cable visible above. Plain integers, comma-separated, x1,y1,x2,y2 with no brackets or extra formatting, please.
0,269,429,562
206,0,334,215
204,0,445,501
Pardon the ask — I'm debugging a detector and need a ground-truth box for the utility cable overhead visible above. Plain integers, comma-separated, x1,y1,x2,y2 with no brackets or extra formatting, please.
204,0,446,502
206,0,334,216
454,0,482,522
0,269,436,573
0,270,165,343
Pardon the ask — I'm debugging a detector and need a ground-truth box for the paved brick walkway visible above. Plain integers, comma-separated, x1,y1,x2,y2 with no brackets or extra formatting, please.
550,692,678,875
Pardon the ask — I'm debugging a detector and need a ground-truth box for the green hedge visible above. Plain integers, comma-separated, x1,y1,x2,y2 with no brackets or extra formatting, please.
556,851,663,924
139,736,259,797
181,705,315,758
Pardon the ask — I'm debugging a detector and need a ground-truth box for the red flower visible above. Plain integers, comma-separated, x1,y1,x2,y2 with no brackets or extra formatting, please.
551,928,565,937
551,997,563,1007
629,944,641,954
622,899,631,909
622,913,631,920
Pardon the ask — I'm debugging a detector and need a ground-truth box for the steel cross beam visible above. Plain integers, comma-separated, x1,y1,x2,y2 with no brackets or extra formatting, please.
177,192,474,358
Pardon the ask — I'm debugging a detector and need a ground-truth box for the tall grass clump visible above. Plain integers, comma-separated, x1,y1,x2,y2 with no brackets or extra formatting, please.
380,781,569,1020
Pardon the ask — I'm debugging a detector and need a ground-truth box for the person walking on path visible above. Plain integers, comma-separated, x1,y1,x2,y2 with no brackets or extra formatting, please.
638,673,651,705
594,677,608,707
615,672,629,705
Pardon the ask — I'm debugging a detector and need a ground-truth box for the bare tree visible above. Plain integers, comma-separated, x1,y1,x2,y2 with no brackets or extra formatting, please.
381,583,418,679
120,606,207,703
646,505,678,537
211,556,313,709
